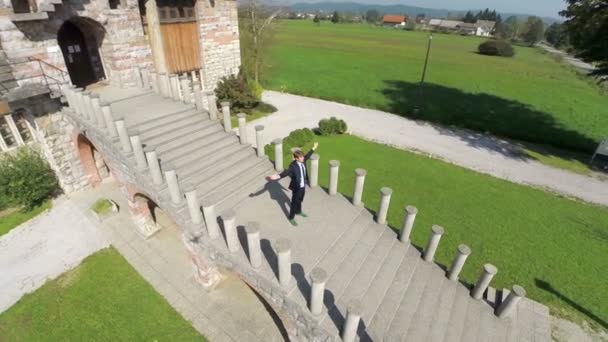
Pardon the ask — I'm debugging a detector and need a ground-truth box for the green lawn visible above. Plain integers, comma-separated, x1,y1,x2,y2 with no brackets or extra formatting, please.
280,134,608,330
0,200,52,237
0,248,206,341
263,21,608,154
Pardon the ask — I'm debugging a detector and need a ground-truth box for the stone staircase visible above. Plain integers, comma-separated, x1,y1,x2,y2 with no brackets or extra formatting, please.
10,0,64,21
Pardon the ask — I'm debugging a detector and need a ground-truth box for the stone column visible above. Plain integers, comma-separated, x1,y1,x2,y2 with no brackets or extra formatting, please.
273,139,283,172
377,187,393,224
245,222,262,269
496,285,526,318
447,244,471,281
309,267,328,316
202,204,220,239
162,73,172,98
342,300,362,342
190,70,198,84
101,104,118,138
170,75,181,101
135,67,144,88
145,0,168,74
158,73,168,97
221,102,231,132
184,186,203,225
471,264,498,300
90,94,106,128
255,125,265,157
206,91,218,120
180,75,190,104
423,225,444,262
145,148,164,185
309,154,319,187
328,160,340,195
237,113,247,144
114,119,132,153
141,67,150,89
129,132,147,170
82,92,94,122
150,71,158,93
276,239,292,287
193,82,204,110
164,167,182,205
352,168,366,206
399,206,418,243
222,211,239,253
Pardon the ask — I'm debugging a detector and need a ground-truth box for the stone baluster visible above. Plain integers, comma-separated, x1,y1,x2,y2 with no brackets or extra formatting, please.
82,92,94,122
245,222,262,268
352,168,367,206
309,154,319,187
399,206,418,243
309,267,328,316
202,204,220,239
255,125,265,157
170,74,180,101
342,300,362,342
184,185,203,225
114,118,132,153
222,211,239,253
63,85,75,109
90,94,106,128
221,101,231,132
190,70,198,84
496,285,526,318
447,244,472,281
135,67,144,88
150,71,158,93
180,75,190,104
164,166,182,205
193,82,203,110
423,225,444,262
144,147,164,185
471,264,498,300
273,139,283,172
158,73,167,97
206,91,218,120
72,88,84,116
101,103,118,138
141,68,151,89
237,113,247,144
377,187,393,224
328,160,340,195
275,239,292,287
129,130,147,170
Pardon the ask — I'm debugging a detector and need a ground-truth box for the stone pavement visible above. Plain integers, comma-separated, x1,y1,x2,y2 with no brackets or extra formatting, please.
68,182,286,342
242,91,608,207
0,196,109,312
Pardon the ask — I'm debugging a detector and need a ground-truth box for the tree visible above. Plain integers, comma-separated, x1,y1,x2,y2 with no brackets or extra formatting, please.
415,13,426,23
463,11,476,23
522,16,544,46
405,20,417,30
313,14,321,25
561,0,608,80
503,16,520,39
331,11,340,23
545,23,569,48
365,9,380,23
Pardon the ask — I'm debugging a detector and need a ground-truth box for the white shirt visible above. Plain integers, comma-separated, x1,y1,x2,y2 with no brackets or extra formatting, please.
298,162,306,188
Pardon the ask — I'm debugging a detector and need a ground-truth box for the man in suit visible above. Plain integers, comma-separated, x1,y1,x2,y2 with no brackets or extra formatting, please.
268,142,319,226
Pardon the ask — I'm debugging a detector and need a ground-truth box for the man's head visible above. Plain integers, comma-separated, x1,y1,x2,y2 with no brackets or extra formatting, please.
293,150,304,163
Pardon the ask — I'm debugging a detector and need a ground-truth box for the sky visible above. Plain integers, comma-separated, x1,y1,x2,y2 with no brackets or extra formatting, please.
289,0,567,18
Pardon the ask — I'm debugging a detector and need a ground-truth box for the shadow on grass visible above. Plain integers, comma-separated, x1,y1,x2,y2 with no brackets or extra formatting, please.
380,80,598,159
535,278,607,329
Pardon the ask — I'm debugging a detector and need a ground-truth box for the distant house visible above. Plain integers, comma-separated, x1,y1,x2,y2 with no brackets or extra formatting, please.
383,15,407,28
457,22,477,35
428,19,463,32
476,20,496,37
428,19,496,37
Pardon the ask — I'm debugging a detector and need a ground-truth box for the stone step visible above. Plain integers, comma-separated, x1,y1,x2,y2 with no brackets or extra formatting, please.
39,3,55,12
477,303,500,342
425,277,459,341
143,116,214,144
156,125,224,156
178,143,251,181
153,124,222,155
441,285,471,342
165,133,238,168
384,260,434,339
459,297,484,341
366,245,421,340
405,267,447,340
136,109,201,134
184,145,256,187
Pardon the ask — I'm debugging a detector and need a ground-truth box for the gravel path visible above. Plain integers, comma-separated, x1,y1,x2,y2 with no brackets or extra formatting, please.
538,43,597,74
243,91,608,206
0,197,109,312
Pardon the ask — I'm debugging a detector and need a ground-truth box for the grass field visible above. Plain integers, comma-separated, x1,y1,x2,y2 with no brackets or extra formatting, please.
0,200,52,237
263,20,608,154
0,248,206,341
275,134,608,330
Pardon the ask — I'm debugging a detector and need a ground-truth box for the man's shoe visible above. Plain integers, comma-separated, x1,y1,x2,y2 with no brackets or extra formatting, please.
289,219,298,226
298,212,308,218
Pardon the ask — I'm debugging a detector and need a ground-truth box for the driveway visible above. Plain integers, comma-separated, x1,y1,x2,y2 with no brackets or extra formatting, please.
243,91,608,207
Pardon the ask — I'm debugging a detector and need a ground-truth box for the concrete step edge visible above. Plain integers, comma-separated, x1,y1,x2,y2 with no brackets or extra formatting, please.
157,126,224,156
179,145,253,182
137,110,201,134
143,118,214,143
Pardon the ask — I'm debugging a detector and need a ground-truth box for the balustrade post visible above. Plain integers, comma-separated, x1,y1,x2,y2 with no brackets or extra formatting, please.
276,239,292,287
245,222,262,268
309,267,328,316
273,138,283,172
72,88,84,116
328,160,340,195
164,166,182,205
206,91,218,120
423,225,444,262
352,168,366,206
237,113,247,144
221,101,231,132
309,154,319,187
144,147,164,185
82,92,94,122
170,74,180,101
184,185,203,225
202,204,220,239
447,244,472,281
255,125,265,157
342,300,363,342
496,285,526,318
135,67,144,88
101,103,118,138
150,71,158,93
90,94,106,128
471,264,498,300
114,118,132,153
377,187,393,224
180,75,190,104
399,206,418,243
129,131,147,170
193,82,204,110
222,211,239,253
141,67,150,89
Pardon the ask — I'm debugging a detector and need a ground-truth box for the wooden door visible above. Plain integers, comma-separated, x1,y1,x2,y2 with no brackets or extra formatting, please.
157,0,201,74
58,21,96,88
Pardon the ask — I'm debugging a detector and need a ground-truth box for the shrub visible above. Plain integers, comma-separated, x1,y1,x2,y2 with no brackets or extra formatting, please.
0,147,58,209
318,117,348,136
264,128,315,160
478,40,515,57
215,71,259,112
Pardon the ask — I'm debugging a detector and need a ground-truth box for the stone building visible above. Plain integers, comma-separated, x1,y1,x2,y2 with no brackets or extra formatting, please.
0,0,240,156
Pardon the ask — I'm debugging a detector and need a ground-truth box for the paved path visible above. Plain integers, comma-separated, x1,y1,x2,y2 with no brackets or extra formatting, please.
538,43,597,74
243,91,608,206
0,197,109,312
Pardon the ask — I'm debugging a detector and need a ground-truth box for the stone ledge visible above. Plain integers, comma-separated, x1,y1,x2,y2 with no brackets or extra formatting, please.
9,12,49,21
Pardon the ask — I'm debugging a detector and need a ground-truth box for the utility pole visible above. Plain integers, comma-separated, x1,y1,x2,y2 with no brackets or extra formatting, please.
414,33,433,117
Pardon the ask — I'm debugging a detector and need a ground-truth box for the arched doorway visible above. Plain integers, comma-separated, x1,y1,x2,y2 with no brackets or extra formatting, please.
58,20,104,88
76,134,110,187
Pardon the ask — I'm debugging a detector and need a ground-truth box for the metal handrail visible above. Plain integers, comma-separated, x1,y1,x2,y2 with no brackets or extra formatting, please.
0,57,70,97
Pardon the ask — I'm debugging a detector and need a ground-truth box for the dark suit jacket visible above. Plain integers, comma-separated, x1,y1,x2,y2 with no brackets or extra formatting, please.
279,149,315,191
